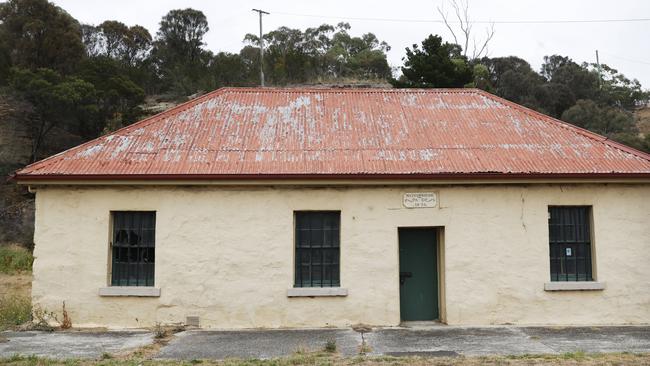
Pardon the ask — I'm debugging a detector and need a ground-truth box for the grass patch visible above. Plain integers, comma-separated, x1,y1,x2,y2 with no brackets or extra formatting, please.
2,352,649,366
0,246,33,274
0,293,31,330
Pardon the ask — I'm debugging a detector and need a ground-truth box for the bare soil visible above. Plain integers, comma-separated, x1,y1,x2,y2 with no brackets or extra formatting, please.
637,107,650,136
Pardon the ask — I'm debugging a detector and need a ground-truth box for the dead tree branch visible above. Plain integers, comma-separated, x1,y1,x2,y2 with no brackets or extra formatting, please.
436,0,495,60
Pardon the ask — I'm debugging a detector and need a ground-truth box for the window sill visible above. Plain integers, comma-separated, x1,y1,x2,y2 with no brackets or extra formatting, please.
98,287,161,297
287,287,348,297
544,282,605,291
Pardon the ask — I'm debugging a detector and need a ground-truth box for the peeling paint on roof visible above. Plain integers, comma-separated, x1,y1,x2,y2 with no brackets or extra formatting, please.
14,87,650,180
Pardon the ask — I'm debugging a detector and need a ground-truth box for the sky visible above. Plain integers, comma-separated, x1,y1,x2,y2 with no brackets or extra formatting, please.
52,0,650,87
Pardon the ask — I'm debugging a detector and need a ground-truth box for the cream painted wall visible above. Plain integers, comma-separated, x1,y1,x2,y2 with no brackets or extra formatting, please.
32,184,650,328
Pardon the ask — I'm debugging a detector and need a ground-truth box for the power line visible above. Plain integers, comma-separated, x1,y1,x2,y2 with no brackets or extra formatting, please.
599,51,650,66
270,11,650,25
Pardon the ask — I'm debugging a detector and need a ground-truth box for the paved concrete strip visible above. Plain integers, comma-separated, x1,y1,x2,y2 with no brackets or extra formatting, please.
522,326,650,354
3,326,650,360
156,329,360,360
0,331,154,359
365,327,556,356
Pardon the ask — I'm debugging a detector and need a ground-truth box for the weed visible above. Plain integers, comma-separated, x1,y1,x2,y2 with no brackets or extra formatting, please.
562,350,587,360
30,305,57,331
324,338,337,353
358,342,372,355
153,322,167,339
0,293,31,330
0,246,33,274
60,301,72,329
100,352,112,360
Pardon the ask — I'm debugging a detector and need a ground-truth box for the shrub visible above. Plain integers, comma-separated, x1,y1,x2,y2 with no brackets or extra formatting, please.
0,293,31,330
0,246,33,274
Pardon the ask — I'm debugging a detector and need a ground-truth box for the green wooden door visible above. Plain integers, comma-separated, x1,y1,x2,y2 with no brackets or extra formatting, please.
399,228,438,321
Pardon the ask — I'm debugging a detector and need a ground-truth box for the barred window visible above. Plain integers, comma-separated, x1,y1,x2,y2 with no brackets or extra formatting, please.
295,211,340,287
548,206,593,282
111,211,156,286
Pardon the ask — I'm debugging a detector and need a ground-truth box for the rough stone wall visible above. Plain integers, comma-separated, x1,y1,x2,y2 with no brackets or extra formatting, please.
31,184,650,328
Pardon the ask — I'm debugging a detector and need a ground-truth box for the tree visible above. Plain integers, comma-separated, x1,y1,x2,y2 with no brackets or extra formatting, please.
150,8,210,94
437,0,494,60
561,99,637,136
326,23,391,79
0,0,85,77
82,21,152,66
8,67,99,160
590,63,649,110
154,8,208,65
76,57,145,134
393,34,472,88
242,22,391,85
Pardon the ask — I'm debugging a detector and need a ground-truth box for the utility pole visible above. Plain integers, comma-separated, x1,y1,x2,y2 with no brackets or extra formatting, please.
595,50,602,89
252,9,269,87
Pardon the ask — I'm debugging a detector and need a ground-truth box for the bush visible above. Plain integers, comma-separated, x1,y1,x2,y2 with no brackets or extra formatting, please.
0,246,33,274
0,293,31,330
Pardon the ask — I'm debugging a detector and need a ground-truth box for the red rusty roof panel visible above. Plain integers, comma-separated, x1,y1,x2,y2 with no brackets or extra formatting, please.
13,87,650,181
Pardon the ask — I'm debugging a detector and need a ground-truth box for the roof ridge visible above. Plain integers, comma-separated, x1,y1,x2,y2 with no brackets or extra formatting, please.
472,89,650,162
219,87,477,93
13,88,231,176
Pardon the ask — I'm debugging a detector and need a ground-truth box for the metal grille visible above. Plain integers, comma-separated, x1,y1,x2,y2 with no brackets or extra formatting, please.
111,211,156,286
295,211,340,287
548,206,592,282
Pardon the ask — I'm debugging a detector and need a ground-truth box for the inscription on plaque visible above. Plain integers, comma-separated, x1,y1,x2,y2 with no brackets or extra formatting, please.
403,192,437,208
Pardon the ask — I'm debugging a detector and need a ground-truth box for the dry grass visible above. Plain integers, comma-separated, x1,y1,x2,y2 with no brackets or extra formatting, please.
0,269,31,331
0,245,33,275
0,272,31,298
636,107,650,136
2,351,649,366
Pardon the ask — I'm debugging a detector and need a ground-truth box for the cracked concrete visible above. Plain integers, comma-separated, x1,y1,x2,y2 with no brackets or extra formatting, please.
156,329,360,359
0,330,153,359
1,326,649,360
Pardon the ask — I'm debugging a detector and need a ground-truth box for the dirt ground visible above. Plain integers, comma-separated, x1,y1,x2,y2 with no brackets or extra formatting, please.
2,351,650,365
637,107,650,136
0,273,31,298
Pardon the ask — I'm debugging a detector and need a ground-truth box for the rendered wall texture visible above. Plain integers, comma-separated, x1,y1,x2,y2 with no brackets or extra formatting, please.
32,184,650,328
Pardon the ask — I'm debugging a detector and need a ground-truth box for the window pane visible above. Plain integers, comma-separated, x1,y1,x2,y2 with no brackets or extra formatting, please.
111,211,156,286
548,207,592,282
295,212,340,287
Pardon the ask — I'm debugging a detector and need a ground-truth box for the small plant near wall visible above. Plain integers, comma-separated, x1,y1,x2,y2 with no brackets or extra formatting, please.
324,338,337,353
60,302,72,329
31,306,57,331
153,322,167,339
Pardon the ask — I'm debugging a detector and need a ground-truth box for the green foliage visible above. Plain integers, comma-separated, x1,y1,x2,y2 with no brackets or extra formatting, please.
470,54,649,152
0,293,31,330
0,0,85,78
150,8,211,95
243,22,391,86
561,99,637,136
324,339,337,353
393,34,472,88
8,67,100,158
0,246,33,274
82,21,152,66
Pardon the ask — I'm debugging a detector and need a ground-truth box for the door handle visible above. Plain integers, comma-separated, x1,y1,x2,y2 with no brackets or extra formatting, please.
399,271,412,285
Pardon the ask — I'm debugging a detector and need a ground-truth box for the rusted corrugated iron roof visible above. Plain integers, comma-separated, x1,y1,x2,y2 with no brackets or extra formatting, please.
13,87,650,181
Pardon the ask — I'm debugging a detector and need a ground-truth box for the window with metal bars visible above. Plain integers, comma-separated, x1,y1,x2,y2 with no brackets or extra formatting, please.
294,211,340,287
548,206,593,282
111,211,156,286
